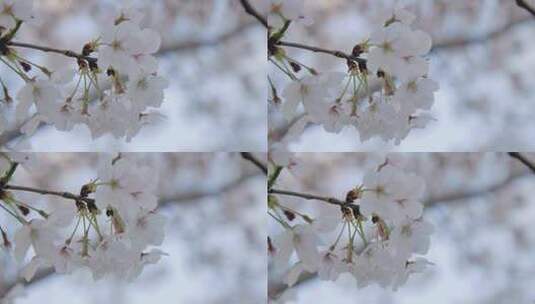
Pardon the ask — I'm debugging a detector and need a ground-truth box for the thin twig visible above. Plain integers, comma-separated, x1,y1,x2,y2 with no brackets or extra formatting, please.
0,171,261,297
269,188,346,206
3,184,93,203
239,0,268,29
276,40,366,65
240,153,268,175
508,152,535,173
6,41,96,63
517,0,535,17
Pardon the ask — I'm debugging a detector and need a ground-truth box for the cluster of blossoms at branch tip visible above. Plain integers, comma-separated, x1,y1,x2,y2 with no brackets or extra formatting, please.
269,4,439,147
268,155,433,300
0,154,167,283
0,1,168,141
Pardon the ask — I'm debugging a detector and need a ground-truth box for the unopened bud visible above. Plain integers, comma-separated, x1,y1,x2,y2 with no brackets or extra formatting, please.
19,61,31,72
289,61,301,73
17,205,30,216
283,210,295,221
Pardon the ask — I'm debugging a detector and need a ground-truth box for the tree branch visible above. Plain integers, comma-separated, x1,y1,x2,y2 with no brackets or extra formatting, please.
0,170,262,297
425,171,529,207
508,152,535,173
6,41,96,63
158,21,257,55
2,184,93,204
239,0,268,29
276,40,366,65
517,0,535,16
431,16,534,51
241,152,267,175
269,168,533,299
269,188,347,206
0,21,259,147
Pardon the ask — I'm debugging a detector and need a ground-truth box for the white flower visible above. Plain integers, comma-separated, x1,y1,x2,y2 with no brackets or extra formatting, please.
114,6,144,25
44,101,85,131
14,219,59,263
377,6,416,26
98,21,139,73
127,211,166,250
367,22,432,82
128,28,162,75
127,71,169,111
318,250,344,281
356,96,409,144
88,236,136,280
284,262,305,287
258,0,310,27
320,101,352,134
272,224,321,273
268,143,296,168
126,249,168,281
282,72,345,120
95,155,159,221
87,95,134,140
389,219,433,260
16,79,61,122
392,257,432,290
360,164,425,224
367,23,412,77
353,243,395,288
51,243,83,274
394,78,439,114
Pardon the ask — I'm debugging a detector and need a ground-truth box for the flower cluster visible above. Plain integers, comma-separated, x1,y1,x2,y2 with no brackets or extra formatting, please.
268,158,433,295
270,6,439,146
0,2,168,142
0,154,167,283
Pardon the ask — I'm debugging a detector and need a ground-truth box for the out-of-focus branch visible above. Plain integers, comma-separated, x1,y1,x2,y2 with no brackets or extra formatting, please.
425,171,530,207
239,0,268,29
158,21,257,55
431,16,534,51
0,171,262,297
159,171,262,206
517,0,535,16
508,152,535,173
241,152,267,175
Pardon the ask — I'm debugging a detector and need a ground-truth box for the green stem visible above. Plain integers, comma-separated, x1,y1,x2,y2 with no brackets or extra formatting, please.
268,166,283,190
3,20,23,41
0,162,18,186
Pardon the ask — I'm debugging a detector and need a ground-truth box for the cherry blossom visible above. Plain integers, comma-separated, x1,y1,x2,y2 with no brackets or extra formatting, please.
0,153,167,285
268,156,433,294
0,2,168,144
269,5,439,148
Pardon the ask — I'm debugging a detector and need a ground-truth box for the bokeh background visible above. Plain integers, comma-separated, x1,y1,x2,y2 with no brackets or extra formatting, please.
268,0,535,152
0,152,266,303
268,153,535,303
0,0,266,152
